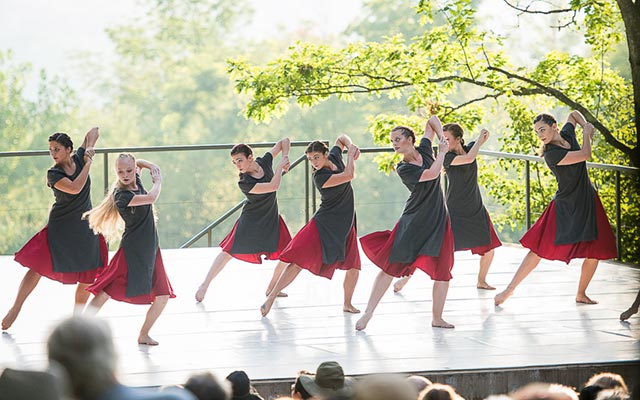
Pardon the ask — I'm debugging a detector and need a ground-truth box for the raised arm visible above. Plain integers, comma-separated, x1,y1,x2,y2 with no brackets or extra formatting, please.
80,127,100,150
557,111,594,166
127,167,162,207
321,140,359,188
418,137,448,182
449,129,490,166
269,137,291,159
136,159,161,176
424,116,443,142
52,157,93,194
248,156,289,194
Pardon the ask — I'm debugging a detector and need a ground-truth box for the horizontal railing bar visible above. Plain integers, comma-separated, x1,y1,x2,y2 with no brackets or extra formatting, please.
2,143,636,174
0,141,312,158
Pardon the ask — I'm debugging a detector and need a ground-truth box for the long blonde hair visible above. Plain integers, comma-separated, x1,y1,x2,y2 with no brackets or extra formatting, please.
83,153,136,241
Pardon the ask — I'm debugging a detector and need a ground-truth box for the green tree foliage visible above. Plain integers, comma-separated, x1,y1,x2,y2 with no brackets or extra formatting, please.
228,0,639,262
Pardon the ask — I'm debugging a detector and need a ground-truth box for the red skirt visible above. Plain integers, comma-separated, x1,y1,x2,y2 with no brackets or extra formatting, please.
458,213,502,256
520,196,617,263
87,248,176,305
279,218,361,279
13,225,108,284
220,216,292,264
360,220,454,281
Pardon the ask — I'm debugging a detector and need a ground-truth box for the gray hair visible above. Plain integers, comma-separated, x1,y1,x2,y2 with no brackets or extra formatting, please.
47,315,117,398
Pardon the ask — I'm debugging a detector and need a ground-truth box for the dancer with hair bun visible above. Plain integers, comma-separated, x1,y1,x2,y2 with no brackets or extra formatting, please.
195,138,293,303
357,116,454,331
261,135,361,317
495,110,617,306
3,127,107,331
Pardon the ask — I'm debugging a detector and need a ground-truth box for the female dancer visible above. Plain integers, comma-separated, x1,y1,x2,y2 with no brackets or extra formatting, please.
260,135,361,316
3,128,107,330
195,138,292,302
393,124,501,292
356,116,454,330
494,111,617,306
84,154,174,345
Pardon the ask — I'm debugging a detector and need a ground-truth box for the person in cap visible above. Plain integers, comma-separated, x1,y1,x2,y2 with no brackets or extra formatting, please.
298,361,353,398
226,370,264,400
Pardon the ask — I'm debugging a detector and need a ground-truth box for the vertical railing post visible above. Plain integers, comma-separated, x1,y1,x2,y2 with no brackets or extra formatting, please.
103,152,109,195
615,170,622,261
207,230,212,248
305,158,310,222
525,160,531,230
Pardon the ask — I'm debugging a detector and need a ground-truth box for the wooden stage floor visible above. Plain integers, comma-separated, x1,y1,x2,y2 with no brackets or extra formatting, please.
1,245,638,388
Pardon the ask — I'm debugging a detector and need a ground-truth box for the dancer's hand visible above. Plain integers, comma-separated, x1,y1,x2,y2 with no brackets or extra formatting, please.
279,155,290,172
348,144,360,160
84,147,95,164
151,169,162,184
477,129,490,146
437,136,448,154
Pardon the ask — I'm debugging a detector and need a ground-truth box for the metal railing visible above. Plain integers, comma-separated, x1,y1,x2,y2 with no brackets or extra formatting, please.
1,143,637,260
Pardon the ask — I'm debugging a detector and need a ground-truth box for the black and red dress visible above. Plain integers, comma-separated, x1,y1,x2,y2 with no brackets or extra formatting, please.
360,138,454,280
279,146,361,279
14,146,108,284
444,142,501,255
88,174,175,304
520,123,617,262
220,152,292,263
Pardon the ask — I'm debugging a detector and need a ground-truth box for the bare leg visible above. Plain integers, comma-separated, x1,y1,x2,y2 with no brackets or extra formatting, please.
494,251,541,306
2,270,41,330
138,295,169,346
432,280,454,328
393,276,411,293
85,291,110,315
576,258,598,304
195,251,233,302
74,283,92,314
265,260,289,298
343,269,360,313
261,263,302,317
477,249,496,290
620,289,640,321
355,272,393,331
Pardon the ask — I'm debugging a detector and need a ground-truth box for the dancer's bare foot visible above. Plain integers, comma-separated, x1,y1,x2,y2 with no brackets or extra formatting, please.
355,312,372,331
620,307,638,321
195,285,208,303
260,298,275,317
494,289,513,306
2,308,20,330
138,334,159,346
431,318,455,329
576,294,598,304
477,282,496,290
393,277,410,293
343,304,361,313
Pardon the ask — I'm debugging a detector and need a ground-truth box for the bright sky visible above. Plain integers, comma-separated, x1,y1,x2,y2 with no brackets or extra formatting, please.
0,0,363,93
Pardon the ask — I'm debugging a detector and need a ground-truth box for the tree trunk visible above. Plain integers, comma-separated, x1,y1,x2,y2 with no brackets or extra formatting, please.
616,0,640,168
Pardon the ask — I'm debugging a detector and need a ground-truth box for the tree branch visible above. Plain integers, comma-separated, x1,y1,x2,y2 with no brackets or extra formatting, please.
487,65,633,157
502,0,573,15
